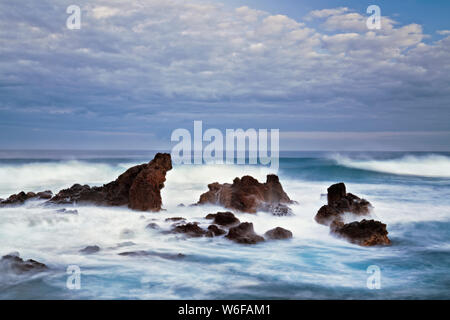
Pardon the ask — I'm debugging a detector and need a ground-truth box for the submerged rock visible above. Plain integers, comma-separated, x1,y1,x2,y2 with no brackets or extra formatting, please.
0,190,53,207
264,227,293,240
119,251,185,260
330,219,391,246
315,182,372,226
0,252,48,274
79,245,100,254
56,208,78,215
48,153,172,212
146,222,160,230
198,174,295,215
226,222,265,244
205,212,240,226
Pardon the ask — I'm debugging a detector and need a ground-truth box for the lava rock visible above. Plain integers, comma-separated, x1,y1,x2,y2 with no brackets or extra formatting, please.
264,227,293,240
330,219,391,246
206,225,227,237
0,252,48,274
0,190,54,207
198,174,295,214
315,182,372,226
172,222,207,237
226,222,265,244
48,153,172,212
205,211,240,226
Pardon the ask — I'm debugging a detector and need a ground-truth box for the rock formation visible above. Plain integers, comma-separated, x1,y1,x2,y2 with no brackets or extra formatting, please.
315,182,372,226
330,219,391,246
197,174,295,215
0,190,53,206
0,252,48,274
226,222,265,244
48,153,172,211
205,211,240,226
264,227,293,240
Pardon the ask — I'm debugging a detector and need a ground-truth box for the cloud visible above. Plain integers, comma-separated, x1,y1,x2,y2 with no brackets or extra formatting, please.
0,0,449,149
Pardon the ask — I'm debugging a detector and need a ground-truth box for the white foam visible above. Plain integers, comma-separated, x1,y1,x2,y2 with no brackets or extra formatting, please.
333,154,450,178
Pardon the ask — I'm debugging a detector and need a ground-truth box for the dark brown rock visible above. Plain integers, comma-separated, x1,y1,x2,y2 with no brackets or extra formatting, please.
226,222,265,244
330,219,391,246
315,182,372,226
206,225,227,237
198,174,294,215
172,222,207,237
0,190,54,206
205,211,240,226
48,153,172,211
264,227,293,240
0,253,48,274
165,217,185,222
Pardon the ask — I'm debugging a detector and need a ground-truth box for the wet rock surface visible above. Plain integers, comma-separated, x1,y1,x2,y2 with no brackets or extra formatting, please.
206,225,227,237
0,252,48,274
330,219,391,246
47,153,172,212
315,182,372,226
172,222,207,237
226,222,265,244
0,190,53,206
80,245,101,254
264,227,293,240
198,174,295,215
205,211,240,226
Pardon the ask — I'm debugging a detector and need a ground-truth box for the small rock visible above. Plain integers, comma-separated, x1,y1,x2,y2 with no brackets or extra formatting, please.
146,222,160,229
0,252,48,274
264,227,293,240
79,245,100,254
206,225,227,237
330,219,391,246
165,217,185,222
172,222,207,237
56,208,78,215
226,222,265,244
205,212,240,226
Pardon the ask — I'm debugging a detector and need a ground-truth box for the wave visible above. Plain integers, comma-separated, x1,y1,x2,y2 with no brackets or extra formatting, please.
332,154,450,178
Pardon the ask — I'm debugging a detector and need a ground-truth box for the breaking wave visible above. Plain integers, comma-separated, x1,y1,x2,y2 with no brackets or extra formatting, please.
332,154,450,178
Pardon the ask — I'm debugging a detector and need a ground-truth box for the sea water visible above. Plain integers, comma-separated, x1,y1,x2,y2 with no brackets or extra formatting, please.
0,151,449,299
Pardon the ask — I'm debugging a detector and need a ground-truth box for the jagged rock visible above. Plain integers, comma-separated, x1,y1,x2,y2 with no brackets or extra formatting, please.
0,190,53,206
206,225,227,237
198,174,295,214
172,222,207,237
48,153,172,212
0,252,48,274
315,182,372,226
330,219,391,246
79,245,100,254
264,227,293,240
226,222,265,244
205,212,240,226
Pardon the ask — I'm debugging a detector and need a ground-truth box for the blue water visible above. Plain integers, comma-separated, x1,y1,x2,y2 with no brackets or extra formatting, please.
0,151,449,299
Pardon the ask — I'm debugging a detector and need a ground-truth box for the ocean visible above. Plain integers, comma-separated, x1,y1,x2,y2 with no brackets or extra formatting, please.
0,150,449,299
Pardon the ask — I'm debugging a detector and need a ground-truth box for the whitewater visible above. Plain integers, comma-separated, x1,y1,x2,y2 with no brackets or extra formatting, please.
0,151,449,299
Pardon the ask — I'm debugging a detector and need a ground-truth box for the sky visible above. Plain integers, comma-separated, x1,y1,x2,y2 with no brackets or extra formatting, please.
0,0,449,151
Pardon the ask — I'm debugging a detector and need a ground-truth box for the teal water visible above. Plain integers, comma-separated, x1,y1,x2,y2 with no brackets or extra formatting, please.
0,151,449,299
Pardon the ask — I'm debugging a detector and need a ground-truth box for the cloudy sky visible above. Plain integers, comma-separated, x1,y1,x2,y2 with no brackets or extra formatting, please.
1,0,449,151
